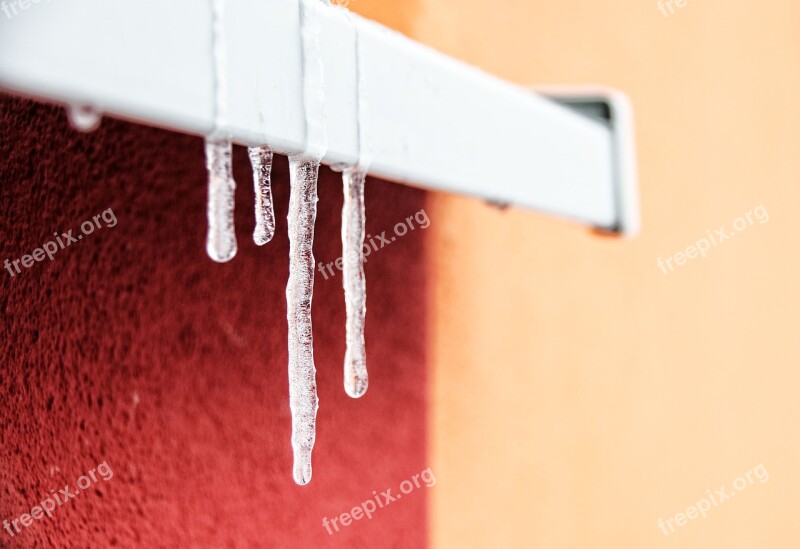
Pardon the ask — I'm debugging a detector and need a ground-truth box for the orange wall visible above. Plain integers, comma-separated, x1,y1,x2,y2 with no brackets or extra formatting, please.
354,0,800,547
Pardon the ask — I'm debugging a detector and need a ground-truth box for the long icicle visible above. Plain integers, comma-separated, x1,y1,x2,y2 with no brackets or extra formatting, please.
342,168,368,397
287,0,327,486
286,156,320,486
248,146,276,245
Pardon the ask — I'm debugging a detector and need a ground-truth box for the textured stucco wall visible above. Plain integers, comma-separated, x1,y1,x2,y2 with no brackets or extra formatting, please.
0,96,429,548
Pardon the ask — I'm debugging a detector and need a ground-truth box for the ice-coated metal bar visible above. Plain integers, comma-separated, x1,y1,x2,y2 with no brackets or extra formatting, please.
0,0,637,232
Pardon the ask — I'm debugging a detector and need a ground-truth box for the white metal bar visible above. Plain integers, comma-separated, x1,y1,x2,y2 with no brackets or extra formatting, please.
0,0,635,232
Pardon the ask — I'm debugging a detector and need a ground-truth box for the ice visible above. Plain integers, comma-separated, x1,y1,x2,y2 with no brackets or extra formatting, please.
340,15,371,398
342,168,368,398
286,155,321,486
205,138,238,263
204,0,238,263
248,146,276,245
67,104,101,132
284,0,329,486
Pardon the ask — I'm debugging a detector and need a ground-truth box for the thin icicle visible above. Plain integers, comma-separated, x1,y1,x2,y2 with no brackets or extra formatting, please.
286,155,321,486
204,0,238,262
342,168,368,398
285,0,328,486
205,138,237,262
341,14,371,398
248,146,276,245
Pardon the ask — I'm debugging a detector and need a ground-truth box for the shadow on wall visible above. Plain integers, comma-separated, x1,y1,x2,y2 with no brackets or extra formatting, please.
0,95,429,548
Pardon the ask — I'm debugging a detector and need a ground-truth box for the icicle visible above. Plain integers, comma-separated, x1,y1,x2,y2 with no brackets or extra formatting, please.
341,14,371,398
286,155,321,486
342,168,368,397
205,138,237,262
67,104,101,132
204,0,238,262
248,146,276,245
284,0,328,486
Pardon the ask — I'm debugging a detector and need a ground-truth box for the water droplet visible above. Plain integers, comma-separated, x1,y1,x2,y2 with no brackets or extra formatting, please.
67,104,101,132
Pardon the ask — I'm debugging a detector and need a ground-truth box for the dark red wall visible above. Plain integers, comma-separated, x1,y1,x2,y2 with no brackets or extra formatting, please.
0,96,428,548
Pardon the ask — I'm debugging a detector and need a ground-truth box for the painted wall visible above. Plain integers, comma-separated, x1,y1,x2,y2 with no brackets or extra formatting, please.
2,0,799,546
0,97,429,547
354,0,800,547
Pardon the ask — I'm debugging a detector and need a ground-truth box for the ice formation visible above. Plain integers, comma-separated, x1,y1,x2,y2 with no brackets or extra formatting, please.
205,0,238,263
205,138,238,262
248,146,276,245
286,156,321,486
58,0,386,485
341,14,372,398
341,168,368,398
285,0,328,485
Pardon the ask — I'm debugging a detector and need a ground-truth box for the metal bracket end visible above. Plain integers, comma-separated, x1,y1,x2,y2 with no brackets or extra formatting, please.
536,86,641,238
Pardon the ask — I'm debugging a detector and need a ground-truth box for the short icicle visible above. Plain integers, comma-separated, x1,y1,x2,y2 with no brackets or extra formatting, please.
205,138,237,262
248,146,276,245
286,155,321,486
204,0,238,263
342,168,368,398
